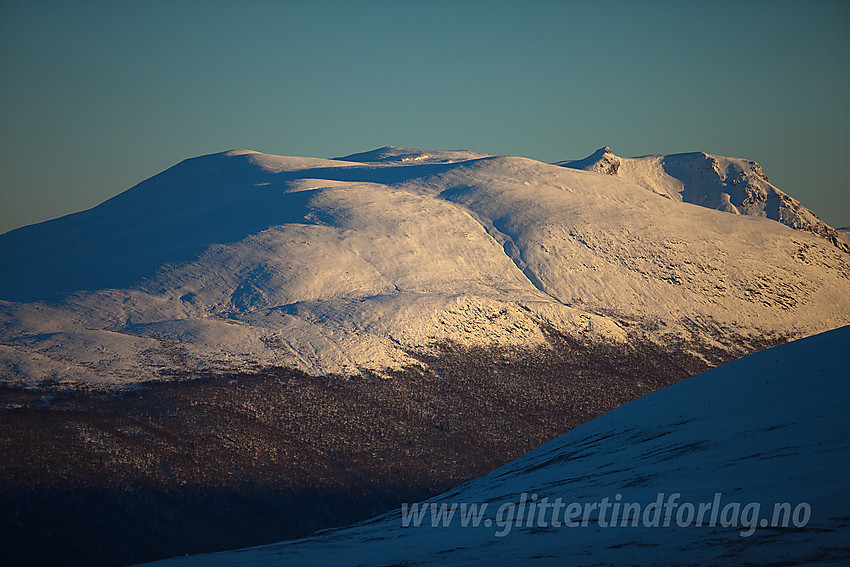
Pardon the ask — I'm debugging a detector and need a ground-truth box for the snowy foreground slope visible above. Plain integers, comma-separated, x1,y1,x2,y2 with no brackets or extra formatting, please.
1,146,848,386
142,325,850,567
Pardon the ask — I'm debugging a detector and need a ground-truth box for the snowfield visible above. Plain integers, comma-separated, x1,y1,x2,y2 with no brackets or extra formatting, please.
558,147,848,252
0,146,848,386
138,325,850,567
2,146,848,567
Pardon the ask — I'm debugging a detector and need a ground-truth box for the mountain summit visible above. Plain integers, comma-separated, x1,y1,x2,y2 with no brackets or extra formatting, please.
333,146,490,164
557,147,848,252
1,146,848,566
1,147,848,387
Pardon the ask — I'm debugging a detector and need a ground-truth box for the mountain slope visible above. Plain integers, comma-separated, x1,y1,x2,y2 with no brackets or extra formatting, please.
1,148,848,387
557,147,848,252
1,146,848,566
140,325,850,567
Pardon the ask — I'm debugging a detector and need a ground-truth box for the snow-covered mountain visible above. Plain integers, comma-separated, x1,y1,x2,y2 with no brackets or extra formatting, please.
139,325,850,567
557,147,849,252
334,145,491,164
1,147,848,387
2,146,848,567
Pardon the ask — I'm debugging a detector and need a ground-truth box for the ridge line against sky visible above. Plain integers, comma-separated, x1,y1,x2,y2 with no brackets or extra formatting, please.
1,0,848,234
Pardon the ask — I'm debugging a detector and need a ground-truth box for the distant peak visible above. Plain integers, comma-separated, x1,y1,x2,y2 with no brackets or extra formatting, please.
557,147,621,175
223,149,261,157
334,146,490,165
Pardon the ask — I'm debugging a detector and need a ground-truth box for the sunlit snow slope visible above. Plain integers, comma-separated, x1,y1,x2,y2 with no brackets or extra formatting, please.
1,147,848,386
141,325,850,567
557,147,848,252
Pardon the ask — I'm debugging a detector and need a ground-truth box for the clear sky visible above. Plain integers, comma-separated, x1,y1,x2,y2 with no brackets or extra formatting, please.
1,0,848,234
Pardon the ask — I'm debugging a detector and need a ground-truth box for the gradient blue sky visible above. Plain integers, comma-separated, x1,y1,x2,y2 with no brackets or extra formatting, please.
2,0,848,234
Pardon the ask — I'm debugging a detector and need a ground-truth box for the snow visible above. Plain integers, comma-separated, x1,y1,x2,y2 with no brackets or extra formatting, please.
334,146,491,164
0,147,849,387
136,325,850,567
557,147,848,252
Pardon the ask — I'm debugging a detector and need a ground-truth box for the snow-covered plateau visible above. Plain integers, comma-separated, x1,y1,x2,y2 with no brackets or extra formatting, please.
1,146,848,387
1,146,848,567
139,325,850,567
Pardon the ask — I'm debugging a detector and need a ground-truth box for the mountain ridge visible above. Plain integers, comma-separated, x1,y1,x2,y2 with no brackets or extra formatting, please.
1,146,848,387
557,147,848,252
1,146,847,566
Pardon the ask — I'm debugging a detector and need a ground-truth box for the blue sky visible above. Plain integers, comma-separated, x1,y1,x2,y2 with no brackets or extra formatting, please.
1,0,848,233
